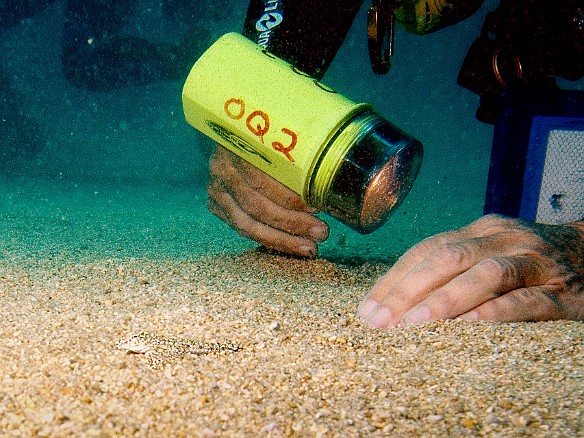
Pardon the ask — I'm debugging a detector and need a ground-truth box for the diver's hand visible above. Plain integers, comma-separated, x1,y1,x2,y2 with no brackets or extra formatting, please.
358,214,584,327
207,146,329,257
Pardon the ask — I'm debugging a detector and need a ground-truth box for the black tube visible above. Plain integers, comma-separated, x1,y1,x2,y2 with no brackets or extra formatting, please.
243,0,365,80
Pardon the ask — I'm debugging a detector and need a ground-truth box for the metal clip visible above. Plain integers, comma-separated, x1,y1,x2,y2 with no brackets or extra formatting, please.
367,0,400,74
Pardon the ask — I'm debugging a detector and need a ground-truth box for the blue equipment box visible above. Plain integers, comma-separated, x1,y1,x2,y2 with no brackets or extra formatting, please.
484,90,584,224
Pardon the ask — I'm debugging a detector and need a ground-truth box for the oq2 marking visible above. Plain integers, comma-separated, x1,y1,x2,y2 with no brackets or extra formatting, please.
223,97,297,162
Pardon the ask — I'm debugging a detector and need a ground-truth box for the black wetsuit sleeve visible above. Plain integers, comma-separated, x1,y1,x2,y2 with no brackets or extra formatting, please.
243,0,365,79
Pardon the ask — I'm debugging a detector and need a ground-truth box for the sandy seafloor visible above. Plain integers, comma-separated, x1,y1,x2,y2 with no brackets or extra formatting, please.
1,1,583,436
1,176,583,437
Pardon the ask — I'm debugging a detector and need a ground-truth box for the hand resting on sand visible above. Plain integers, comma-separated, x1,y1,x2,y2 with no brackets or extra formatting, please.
358,214,584,327
205,150,584,326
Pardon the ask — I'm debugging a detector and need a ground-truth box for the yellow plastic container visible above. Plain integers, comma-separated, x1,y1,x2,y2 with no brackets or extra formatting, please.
183,33,423,233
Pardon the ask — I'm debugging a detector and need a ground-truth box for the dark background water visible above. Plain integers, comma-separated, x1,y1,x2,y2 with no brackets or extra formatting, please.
0,0,581,261
1,0,496,184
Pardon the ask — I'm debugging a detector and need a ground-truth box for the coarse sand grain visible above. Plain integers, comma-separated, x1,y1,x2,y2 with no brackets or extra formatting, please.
0,251,582,437
0,177,582,437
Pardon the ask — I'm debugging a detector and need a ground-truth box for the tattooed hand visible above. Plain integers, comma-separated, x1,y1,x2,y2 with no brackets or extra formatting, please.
358,215,584,328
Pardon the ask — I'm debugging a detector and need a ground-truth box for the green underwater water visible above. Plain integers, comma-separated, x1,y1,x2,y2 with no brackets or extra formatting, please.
1,0,579,264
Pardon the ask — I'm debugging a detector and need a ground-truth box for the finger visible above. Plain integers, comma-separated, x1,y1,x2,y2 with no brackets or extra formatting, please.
207,191,319,258
358,215,501,310
214,147,318,213
222,180,328,241
361,230,464,306
400,255,548,325
359,234,527,328
362,214,549,311
209,150,328,240
238,156,318,213
356,233,464,324
208,175,328,243
457,285,566,322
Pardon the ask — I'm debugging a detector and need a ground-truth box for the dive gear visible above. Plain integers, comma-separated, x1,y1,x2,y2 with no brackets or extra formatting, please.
183,33,423,233
457,0,584,123
242,0,364,79
367,0,399,74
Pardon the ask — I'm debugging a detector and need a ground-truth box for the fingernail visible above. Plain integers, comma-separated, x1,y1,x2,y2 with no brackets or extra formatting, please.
402,306,431,325
366,307,392,329
457,310,479,321
357,299,377,319
309,225,327,241
298,246,317,258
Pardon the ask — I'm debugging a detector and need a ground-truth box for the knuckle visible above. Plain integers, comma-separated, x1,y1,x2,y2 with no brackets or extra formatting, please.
209,152,241,182
476,214,522,229
243,165,268,189
511,288,559,319
206,198,217,213
470,214,526,237
515,288,542,303
229,212,257,239
208,153,226,175
207,182,230,204
408,235,445,255
208,162,230,184
207,199,229,225
206,182,218,198
430,243,472,267
434,292,458,314
478,213,508,225
206,203,219,220
238,192,266,218
477,257,524,288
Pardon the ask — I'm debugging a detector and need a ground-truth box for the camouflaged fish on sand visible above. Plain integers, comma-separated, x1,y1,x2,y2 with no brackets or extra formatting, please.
117,332,241,369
